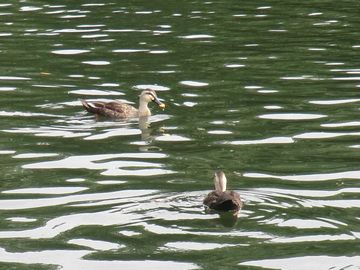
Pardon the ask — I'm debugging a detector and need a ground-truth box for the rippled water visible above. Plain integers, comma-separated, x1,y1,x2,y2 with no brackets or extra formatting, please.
1,1,360,269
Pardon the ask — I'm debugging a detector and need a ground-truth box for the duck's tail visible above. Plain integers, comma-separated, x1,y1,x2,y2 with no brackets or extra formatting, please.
214,171,227,192
80,99,99,114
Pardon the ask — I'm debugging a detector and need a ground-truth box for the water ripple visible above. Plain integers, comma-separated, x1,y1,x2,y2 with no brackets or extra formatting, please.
3,187,87,195
0,248,197,270
0,76,30,80
51,49,90,55
67,238,123,251
22,153,172,177
223,136,294,145
0,111,64,118
309,98,360,105
294,131,360,139
180,80,209,87
245,171,360,181
180,34,215,39
258,113,327,120
69,89,124,95
0,189,156,211
162,241,237,251
240,255,360,270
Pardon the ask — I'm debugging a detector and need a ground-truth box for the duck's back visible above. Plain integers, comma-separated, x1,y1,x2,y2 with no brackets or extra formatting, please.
81,100,138,118
203,190,242,212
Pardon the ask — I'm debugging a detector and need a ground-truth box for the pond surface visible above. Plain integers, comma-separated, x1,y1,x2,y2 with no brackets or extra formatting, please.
0,1,360,269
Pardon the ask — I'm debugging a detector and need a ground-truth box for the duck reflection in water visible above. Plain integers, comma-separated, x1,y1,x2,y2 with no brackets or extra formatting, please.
203,171,243,227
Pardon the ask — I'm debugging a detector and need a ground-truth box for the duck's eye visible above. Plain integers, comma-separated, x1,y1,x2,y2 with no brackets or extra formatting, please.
147,93,155,100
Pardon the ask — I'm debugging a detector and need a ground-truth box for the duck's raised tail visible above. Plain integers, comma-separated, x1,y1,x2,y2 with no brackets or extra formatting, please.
214,171,227,192
80,99,100,114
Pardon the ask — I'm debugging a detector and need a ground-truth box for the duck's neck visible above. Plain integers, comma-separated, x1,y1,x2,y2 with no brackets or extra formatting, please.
138,100,151,117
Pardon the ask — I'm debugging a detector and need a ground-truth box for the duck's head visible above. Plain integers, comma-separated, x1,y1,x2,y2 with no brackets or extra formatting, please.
214,171,227,192
139,90,165,110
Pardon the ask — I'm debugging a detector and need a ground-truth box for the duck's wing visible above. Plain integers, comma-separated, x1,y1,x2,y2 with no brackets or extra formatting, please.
81,100,138,118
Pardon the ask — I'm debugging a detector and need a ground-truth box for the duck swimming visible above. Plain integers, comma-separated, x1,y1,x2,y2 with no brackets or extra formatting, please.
80,89,165,118
203,171,242,212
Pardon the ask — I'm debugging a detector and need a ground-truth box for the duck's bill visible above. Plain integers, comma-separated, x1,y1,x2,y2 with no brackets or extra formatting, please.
153,98,165,110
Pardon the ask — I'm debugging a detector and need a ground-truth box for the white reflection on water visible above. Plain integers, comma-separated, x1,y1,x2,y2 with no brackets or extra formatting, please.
0,150,16,155
180,80,209,87
4,127,91,138
207,130,232,135
183,101,197,107
332,76,360,81
102,168,174,176
119,230,141,237
0,111,63,118
269,234,355,243
309,98,360,105
139,222,271,239
3,187,87,195
266,218,337,229
162,241,238,251
2,112,169,140
66,178,86,183
54,28,100,33
155,134,191,141
224,136,294,145
0,76,30,80
240,255,360,270
258,113,327,120
0,248,197,270
13,153,59,159
68,238,124,251
0,86,16,91
0,190,265,241
224,63,245,68
0,189,156,211
113,49,149,53
51,49,90,55
96,180,126,185
252,187,360,198
246,170,360,181
294,131,360,139
84,128,141,140
0,210,144,239
322,121,360,128
69,89,124,95
0,190,159,239
82,61,110,65
250,188,360,208
6,217,37,223
180,34,214,39
21,153,173,176
134,84,170,91
264,105,283,110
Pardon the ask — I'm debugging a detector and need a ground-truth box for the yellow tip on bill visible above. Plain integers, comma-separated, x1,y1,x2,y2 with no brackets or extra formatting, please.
159,103,166,110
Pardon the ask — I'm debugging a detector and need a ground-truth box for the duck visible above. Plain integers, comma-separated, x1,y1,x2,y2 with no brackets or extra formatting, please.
203,171,242,212
80,89,165,118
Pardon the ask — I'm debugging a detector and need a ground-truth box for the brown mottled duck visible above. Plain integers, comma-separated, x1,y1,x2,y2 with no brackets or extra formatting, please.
203,171,242,212
80,89,165,118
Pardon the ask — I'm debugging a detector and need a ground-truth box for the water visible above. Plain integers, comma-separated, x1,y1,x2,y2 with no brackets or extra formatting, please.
0,1,360,269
